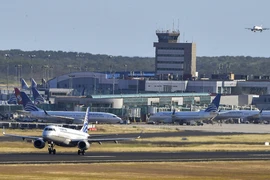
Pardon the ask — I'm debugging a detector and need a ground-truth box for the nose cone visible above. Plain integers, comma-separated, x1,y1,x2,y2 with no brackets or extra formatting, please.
115,117,122,123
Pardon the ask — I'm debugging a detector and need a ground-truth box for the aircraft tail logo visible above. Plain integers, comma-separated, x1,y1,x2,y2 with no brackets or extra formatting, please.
32,87,45,104
31,78,37,88
7,94,17,104
21,78,29,90
204,94,221,112
20,92,40,111
80,107,89,133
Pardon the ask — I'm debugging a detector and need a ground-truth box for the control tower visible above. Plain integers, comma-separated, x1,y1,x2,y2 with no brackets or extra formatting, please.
156,30,180,43
153,30,196,80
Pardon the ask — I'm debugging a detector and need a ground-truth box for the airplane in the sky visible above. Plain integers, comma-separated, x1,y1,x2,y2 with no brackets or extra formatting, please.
3,107,140,155
245,25,270,32
148,94,221,125
17,89,122,124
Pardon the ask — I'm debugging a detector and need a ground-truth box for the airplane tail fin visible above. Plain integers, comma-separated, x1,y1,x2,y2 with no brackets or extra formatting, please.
81,87,86,96
21,78,29,90
80,107,89,133
14,88,23,105
32,87,45,104
204,94,221,112
31,78,37,88
20,92,41,111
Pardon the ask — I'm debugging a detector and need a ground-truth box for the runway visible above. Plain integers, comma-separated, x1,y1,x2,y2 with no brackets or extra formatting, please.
1,151,270,164
1,125,270,164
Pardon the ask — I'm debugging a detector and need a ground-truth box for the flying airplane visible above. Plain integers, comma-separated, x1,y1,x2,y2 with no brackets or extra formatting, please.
3,107,140,155
148,94,221,125
17,90,122,124
245,25,270,32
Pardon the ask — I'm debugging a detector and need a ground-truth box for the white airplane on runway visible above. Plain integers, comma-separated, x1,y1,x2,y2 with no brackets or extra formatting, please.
149,94,221,125
16,90,122,124
245,25,270,32
3,107,140,155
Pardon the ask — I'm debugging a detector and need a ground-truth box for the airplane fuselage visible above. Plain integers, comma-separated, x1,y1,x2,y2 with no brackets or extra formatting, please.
149,111,217,123
42,125,89,147
29,111,121,124
250,26,263,32
215,110,260,121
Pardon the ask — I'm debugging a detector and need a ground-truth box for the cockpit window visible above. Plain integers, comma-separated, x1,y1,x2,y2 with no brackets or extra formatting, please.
113,116,116,118
44,128,55,131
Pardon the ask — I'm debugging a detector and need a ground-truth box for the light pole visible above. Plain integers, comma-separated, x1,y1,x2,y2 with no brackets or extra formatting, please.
68,75,75,95
94,75,96,95
76,53,84,71
15,64,22,86
67,65,73,73
112,72,115,95
49,66,54,79
42,65,49,81
29,54,36,78
5,54,10,92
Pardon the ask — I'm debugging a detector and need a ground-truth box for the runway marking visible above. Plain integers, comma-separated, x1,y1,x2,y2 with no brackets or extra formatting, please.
249,154,270,157
84,156,115,158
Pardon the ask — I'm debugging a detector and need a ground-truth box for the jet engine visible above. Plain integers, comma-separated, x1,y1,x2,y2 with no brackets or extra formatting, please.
34,139,45,149
77,140,90,150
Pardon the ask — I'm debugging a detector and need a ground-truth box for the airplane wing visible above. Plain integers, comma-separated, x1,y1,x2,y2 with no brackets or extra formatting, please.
262,28,270,30
70,132,142,144
43,110,75,123
245,28,252,30
88,136,141,144
2,127,41,141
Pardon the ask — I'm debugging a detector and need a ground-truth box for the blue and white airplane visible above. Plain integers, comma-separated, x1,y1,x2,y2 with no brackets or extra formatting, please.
149,94,221,124
3,107,140,155
19,91,122,124
245,25,270,32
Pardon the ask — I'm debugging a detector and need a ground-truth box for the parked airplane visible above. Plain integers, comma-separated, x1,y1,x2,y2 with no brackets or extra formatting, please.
245,25,270,32
215,109,261,123
32,87,46,104
18,91,122,124
148,94,221,125
3,107,140,155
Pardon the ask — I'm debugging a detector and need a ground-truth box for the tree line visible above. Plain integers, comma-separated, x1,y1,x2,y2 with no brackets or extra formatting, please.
0,49,269,84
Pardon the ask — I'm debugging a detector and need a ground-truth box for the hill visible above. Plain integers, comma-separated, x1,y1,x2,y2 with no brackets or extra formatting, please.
0,49,269,84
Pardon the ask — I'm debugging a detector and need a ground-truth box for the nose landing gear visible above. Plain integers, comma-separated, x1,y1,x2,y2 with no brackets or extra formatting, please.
48,142,56,154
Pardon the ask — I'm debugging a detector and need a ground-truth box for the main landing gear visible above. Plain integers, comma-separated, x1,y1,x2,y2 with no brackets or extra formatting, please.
48,142,56,155
78,149,85,155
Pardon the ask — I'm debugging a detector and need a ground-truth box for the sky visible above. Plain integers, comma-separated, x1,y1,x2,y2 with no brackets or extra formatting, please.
1,0,270,57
